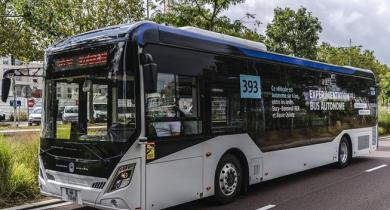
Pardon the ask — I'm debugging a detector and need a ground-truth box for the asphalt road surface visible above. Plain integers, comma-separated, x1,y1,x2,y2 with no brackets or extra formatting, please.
44,139,390,210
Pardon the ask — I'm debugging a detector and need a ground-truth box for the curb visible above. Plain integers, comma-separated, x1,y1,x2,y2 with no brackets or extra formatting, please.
0,129,40,135
3,199,64,210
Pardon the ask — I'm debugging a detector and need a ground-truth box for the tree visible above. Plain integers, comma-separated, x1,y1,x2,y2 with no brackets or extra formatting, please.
0,0,39,62
317,42,388,78
380,72,390,106
265,7,322,59
152,0,265,42
1,0,145,62
20,0,144,39
317,42,390,105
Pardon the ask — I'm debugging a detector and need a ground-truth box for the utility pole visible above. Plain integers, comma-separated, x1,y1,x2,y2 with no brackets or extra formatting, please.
146,0,150,19
349,38,352,66
338,39,363,67
12,76,17,127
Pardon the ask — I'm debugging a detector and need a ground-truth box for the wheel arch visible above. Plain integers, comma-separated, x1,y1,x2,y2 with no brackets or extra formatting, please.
221,148,249,194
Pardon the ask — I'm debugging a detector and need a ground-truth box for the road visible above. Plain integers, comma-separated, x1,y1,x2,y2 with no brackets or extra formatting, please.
30,139,390,210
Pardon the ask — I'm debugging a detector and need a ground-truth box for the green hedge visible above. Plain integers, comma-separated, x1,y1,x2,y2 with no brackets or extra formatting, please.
9,112,29,122
379,107,390,136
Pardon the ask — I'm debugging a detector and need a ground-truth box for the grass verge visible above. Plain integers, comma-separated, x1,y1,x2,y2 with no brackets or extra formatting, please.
0,133,42,208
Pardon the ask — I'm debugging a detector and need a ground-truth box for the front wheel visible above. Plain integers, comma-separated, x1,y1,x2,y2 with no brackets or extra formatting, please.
214,154,242,204
338,137,351,168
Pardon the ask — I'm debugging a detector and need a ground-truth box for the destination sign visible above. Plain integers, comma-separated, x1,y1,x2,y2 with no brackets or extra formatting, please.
54,52,108,71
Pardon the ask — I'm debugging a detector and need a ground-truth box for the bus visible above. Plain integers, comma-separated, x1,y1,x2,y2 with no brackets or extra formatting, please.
1,21,378,210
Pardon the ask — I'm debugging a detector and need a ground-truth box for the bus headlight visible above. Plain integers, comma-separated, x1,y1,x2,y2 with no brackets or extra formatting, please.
109,163,135,192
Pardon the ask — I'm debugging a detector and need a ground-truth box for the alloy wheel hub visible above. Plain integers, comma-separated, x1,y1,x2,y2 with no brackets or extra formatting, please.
219,163,238,196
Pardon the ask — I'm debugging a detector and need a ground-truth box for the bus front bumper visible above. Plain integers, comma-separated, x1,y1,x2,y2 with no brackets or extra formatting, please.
39,159,141,210
41,190,130,210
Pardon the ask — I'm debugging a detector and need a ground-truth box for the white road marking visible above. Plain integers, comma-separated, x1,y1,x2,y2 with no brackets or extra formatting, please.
256,204,276,210
365,164,387,172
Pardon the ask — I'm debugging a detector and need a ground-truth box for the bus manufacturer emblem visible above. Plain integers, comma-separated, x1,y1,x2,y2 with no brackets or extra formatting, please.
69,162,75,173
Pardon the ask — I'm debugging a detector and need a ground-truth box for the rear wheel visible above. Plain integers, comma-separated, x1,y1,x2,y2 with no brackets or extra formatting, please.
214,154,242,204
338,137,351,168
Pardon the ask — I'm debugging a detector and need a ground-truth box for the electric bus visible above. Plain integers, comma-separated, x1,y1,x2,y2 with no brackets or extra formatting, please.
1,21,378,210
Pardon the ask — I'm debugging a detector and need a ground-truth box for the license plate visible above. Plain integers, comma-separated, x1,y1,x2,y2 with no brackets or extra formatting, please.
62,188,82,204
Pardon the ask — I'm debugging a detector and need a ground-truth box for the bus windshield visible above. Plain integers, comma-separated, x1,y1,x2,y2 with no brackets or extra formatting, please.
42,73,136,142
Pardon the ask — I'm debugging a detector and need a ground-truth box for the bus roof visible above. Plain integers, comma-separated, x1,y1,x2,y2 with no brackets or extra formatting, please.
179,26,267,52
135,22,375,80
48,21,375,80
48,21,149,51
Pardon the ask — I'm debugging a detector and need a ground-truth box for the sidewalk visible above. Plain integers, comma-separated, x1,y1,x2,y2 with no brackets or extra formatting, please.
0,128,40,134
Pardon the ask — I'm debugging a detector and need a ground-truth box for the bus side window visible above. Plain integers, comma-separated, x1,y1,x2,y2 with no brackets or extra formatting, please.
146,73,202,138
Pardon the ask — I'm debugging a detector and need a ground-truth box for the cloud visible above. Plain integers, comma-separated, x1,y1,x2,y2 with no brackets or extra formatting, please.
224,0,390,65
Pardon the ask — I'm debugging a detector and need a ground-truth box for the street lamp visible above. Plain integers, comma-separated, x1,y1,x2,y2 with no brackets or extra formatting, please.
338,38,363,66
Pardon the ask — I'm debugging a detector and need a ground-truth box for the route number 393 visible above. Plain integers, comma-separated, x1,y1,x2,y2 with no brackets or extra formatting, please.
242,79,259,93
240,74,261,99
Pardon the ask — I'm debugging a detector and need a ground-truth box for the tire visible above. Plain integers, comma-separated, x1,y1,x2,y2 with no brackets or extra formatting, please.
337,137,351,168
214,154,242,204
28,122,32,126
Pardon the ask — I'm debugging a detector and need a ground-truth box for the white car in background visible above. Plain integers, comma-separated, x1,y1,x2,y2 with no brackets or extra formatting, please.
93,103,107,122
62,106,78,123
28,107,42,126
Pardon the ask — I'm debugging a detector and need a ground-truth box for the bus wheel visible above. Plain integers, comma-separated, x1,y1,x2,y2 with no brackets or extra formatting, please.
338,137,351,168
214,154,242,204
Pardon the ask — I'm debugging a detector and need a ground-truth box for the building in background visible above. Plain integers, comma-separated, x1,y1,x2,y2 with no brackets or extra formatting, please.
0,56,43,120
0,56,112,122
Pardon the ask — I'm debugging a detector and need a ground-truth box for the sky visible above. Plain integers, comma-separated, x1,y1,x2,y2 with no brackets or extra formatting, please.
224,0,390,65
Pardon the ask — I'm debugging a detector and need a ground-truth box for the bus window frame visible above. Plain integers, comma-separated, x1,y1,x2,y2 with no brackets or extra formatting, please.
145,73,203,141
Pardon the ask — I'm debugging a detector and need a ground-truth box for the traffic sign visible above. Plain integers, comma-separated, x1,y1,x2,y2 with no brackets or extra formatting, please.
10,100,21,107
28,99,35,108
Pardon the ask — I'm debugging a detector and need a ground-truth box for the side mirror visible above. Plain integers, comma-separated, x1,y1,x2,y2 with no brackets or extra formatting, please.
1,78,11,102
142,54,157,93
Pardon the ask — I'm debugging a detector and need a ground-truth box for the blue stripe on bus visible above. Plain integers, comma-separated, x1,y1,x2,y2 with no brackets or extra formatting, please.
135,23,156,44
135,23,356,75
239,48,356,75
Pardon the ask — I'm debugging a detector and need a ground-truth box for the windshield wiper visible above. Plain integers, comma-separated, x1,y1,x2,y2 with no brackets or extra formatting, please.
40,146,55,156
81,144,106,163
63,141,123,164
40,146,77,156
41,141,124,164
82,144,125,164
